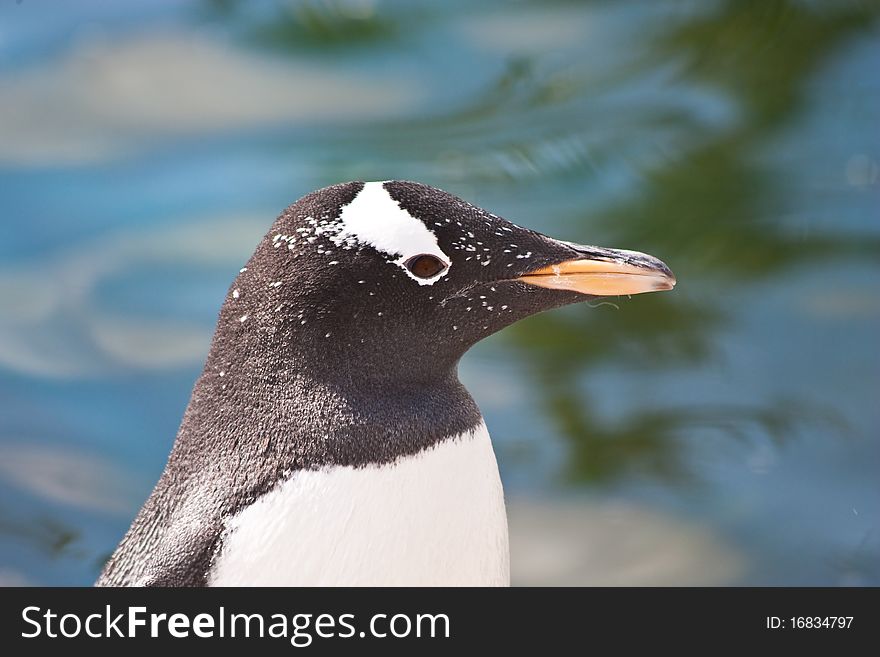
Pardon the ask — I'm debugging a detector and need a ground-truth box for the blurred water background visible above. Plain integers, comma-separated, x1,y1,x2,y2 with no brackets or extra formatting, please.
0,0,878,586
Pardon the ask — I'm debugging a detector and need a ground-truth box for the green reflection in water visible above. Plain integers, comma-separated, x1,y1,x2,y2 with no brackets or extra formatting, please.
505,0,879,484
205,0,399,49
0,507,85,561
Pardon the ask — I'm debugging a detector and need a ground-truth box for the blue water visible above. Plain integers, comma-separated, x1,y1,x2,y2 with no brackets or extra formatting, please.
0,0,878,586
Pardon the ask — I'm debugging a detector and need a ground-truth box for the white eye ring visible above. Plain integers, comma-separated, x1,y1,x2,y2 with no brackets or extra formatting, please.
404,254,448,279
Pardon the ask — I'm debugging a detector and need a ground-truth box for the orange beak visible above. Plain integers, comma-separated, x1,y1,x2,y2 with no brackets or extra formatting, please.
518,251,676,297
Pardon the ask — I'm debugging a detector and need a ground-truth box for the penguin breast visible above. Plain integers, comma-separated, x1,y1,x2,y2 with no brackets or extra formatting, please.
208,421,510,586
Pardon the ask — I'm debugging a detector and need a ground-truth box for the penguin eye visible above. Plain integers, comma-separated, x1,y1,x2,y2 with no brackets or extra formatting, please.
405,254,447,279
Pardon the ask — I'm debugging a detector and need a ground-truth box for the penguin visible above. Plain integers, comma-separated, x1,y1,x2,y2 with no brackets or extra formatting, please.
96,180,675,587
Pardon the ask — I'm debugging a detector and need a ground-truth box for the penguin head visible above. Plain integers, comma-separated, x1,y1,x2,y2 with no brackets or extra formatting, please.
221,181,674,382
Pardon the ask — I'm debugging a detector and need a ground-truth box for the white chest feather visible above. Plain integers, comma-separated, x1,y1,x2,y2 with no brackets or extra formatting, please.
208,422,509,586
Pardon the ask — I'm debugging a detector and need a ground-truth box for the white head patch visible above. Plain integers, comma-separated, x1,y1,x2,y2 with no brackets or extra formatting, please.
330,181,450,285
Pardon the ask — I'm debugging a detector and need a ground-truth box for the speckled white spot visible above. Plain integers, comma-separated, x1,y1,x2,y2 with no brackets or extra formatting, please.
239,314,248,322
232,289,239,299
331,182,450,286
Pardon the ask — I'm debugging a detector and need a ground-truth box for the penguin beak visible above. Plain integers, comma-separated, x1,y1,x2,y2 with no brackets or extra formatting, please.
518,245,676,297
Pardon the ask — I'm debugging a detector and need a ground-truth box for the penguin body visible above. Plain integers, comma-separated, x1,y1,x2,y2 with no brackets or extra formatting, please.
97,181,674,587
211,422,506,586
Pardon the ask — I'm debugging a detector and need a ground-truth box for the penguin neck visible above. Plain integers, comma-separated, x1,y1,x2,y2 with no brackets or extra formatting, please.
182,327,483,471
